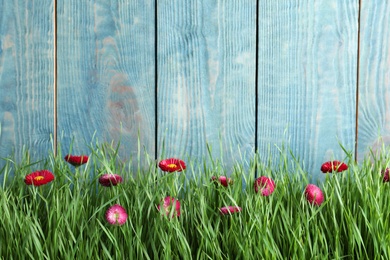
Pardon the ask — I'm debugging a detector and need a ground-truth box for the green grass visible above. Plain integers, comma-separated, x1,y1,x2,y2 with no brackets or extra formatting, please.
0,141,390,259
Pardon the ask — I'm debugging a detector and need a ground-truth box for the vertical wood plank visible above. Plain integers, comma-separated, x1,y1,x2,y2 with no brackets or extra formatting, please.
0,1,54,168
257,0,358,180
57,0,155,163
158,1,256,169
357,0,390,160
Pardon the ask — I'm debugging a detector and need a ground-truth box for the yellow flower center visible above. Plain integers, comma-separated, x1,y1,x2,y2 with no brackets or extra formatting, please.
34,176,44,181
114,212,119,221
167,163,177,168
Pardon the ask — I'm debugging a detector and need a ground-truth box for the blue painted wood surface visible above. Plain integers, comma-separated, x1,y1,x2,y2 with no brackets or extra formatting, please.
257,0,358,181
56,0,155,166
0,1,54,165
357,0,390,161
1,0,390,182
157,0,256,171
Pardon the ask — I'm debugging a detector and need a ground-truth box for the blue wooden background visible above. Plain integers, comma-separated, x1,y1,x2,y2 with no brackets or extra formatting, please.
0,0,389,180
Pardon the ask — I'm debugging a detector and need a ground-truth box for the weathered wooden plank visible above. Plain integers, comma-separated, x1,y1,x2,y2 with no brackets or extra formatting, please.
0,1,54,170
357,1,390,161
57,0,155,163
157,1,256,169
257,0,358,181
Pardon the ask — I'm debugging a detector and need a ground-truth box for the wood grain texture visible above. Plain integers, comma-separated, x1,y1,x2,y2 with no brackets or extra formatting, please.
257,0,358,180
157,0,256,170
3,0,389,181
57,0,155,163
0,1,54,168
357,1,390,161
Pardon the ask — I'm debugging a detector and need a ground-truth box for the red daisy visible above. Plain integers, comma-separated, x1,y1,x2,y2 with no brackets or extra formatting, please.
211,176,233,187
158,158,186,172
157,196,181,218
219,206,242,215
254,176,275,196
99,174,123,187
64,154,89,167
383,168,389,183
105,204,128,226
305,184,324,206
24,170,55,186
320,161,348,173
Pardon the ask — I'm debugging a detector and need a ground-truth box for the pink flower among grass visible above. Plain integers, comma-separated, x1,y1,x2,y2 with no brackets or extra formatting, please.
254,176,275,196
157,196,181,218
382,168,389,183
321,160,348,173
158,158,186,172
305,184,324,206
64,154,89,167
99,174,123,187
211,176,233,187
105,204,128,226
24,170,55,186
219,206,242,215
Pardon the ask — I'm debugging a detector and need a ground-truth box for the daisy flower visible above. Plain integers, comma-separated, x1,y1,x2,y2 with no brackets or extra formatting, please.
219,206,242,215
157,196,181,218
254,176,275,196
24,170,55,186
211,176,233,187
382,168,389,183
305,184,324,206
321,160,348,173
99,174,123,187
158,158,186,172
64,154,89,167
105,204,128,226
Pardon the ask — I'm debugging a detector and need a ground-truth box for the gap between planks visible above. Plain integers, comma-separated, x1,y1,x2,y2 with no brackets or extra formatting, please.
53,0,58,157
355,0,362,162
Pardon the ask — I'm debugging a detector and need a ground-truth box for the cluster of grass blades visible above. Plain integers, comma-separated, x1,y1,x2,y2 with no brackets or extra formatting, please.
0,140,389,259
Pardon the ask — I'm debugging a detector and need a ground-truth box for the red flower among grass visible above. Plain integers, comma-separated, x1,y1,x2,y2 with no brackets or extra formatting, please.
219,206,242,215
158,158,186,172
99,174,123,187
320,161,348,173
64,154,89,167
211,176,233,187
24,170,55,186
157,196,181,218
305,184,324,206
254,176,275,196
105,204,128,226
383,168,389,183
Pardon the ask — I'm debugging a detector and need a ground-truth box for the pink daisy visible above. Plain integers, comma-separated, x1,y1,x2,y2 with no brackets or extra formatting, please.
211,176,233,187
157,196,181,218
105,204,128,226
383,168,389,183
99,174,123,187
254,176,275,196
305,184,324,206
219,206,242,215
